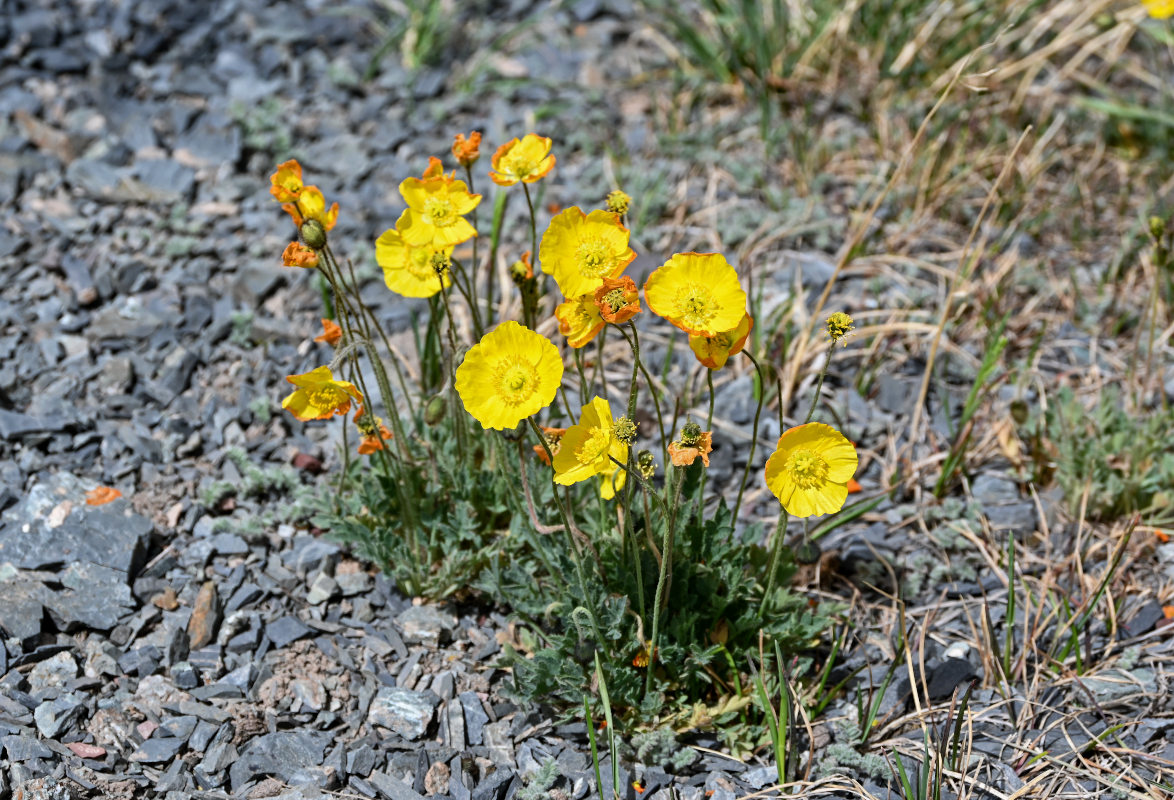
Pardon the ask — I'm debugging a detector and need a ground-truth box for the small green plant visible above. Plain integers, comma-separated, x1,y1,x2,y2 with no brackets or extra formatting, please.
1029,385,1174,524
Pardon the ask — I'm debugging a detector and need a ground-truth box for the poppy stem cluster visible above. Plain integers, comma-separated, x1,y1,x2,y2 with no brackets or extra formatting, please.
266,135,861,700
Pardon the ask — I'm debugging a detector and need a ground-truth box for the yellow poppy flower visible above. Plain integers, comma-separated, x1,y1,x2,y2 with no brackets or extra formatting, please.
376,211,455,298
599,461,626,500
281,241,319,269
455,322,564,430
593,276,641,324
644,252,746,337
555,294,606,349
553,397,629,488
688,313,753,369
282,185,339,231
540,207,636,298
282,366,363,422
1144,0,1174,19
763,423,858,518
270,160,303,203
398,176,481,248
489,134,556,186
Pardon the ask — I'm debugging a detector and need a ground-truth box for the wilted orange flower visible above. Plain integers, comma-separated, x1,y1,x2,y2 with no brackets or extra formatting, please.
689,313,753,369
282,366,363,421
668,431,713,467
490,134,556,186
270,160,303,203
282,241,319,268
452,132,482,167
533,426,567,466
593,276,641,324
555,294,606,348
282,186,339,231
86,486,123,506
314,318,342,346
847,478,862,494
354,405,393,455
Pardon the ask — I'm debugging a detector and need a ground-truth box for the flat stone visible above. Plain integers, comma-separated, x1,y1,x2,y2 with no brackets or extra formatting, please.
369,771,428,800
396,605,456,646
45,561,135,630
28,651,78,692
234,730,331,785
34,693,86,738
335,572,371,596
267,615,312,648
0,579,50,644
0,496,152,575
3,734,53,761
0,409,74,440
129,735,186,763
133,159,195,204
367,687,440,740
461,692,489,745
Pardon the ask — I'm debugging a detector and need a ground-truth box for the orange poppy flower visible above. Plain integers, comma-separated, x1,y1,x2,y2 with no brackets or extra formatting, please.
533,426,568,466
282,242,320,268
847,478,862,494
668,431,713,467
314,318,342,346
688,313,753,370
354,405,393,455
452,132,482,167
593,276,641,324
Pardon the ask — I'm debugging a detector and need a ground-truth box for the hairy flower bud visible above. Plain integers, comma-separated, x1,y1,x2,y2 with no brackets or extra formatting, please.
301,219,328,250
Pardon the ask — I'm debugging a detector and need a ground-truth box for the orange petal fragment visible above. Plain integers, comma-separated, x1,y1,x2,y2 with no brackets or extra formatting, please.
86,486,122,506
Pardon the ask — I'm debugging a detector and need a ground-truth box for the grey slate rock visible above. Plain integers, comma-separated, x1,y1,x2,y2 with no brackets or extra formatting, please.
0,579,50,645
45,561,135,630
27,651,77,692
461,692,489,745
233,730,331,786
3,734,53,761
0,409,74,440
33,692,86,738
367,686,440,740
267,615,312,648
396,605,456,646
130,735,187,763
0,499,151,575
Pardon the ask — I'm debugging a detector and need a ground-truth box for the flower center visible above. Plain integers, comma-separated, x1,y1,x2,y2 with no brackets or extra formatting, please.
576,239,612,278
506,153,535,177
786,449,829,489
602,288,627,312
494,359,539,405
674,286,717,329
407,248,435,280
423,195,455,227
309,387,347,412
576,428,612,465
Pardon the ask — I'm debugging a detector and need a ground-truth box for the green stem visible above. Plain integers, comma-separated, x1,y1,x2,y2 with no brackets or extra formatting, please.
645,464,686,696
805,341,836,424
694,369,716,522
465,166,480,327
522,183,540,329
449,256,484,338
733,351,767,521
526,418,610,662
761,512,790,619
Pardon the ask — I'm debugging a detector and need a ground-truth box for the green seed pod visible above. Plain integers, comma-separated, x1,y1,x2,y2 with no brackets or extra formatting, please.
300,219,327,250
424,395,446,426
1009,399,1029,426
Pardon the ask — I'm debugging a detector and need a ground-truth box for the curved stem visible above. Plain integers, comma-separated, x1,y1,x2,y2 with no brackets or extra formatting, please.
733,350,767,521
465,166,480,326
805,341,836,424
